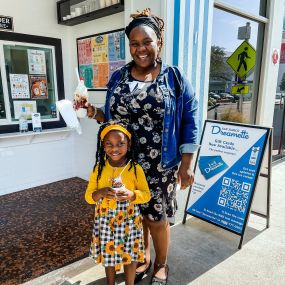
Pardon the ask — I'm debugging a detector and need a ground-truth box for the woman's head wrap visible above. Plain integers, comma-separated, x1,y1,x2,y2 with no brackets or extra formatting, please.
125,16,161,39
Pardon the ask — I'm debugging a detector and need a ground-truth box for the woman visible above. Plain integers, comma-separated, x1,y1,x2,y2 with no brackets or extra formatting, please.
87,8,199,284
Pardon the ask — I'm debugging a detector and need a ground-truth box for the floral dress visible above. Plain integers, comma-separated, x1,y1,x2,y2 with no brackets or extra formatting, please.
87,162,150,268
110,73,178,221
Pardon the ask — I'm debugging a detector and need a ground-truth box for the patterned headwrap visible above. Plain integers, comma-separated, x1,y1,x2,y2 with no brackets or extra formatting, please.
125,16,161,39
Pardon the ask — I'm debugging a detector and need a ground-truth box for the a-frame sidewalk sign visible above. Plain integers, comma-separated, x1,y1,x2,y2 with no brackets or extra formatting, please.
183,120,272,249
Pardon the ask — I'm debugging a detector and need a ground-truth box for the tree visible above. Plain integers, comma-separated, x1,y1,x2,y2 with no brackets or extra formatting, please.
210,45,234,81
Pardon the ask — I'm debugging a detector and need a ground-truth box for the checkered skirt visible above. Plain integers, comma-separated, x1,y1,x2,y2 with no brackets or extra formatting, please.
89,199,145,268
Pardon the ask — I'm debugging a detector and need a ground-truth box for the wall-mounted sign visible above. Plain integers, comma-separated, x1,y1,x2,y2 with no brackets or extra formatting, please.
0,16,13,32
77,28,125,90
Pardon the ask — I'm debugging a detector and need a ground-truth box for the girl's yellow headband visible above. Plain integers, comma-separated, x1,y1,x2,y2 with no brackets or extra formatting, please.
100,124,132,141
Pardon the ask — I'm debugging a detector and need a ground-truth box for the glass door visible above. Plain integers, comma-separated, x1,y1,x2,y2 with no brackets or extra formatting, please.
273,8,285,162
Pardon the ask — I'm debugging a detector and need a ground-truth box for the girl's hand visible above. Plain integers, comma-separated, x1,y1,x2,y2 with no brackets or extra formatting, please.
99,187,117,199
115,187,135,202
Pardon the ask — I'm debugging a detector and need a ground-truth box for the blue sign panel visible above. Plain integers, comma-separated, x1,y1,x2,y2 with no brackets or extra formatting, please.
186,121,270,234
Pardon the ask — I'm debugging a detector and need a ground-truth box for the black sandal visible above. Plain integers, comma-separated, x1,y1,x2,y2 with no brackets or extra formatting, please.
150,263,169,285
134,260,152,283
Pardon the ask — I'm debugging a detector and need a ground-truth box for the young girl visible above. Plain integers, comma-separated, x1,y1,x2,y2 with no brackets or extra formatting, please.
85,121,151,285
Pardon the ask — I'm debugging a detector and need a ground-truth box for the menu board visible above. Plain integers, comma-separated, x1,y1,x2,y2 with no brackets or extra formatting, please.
77,29,125,90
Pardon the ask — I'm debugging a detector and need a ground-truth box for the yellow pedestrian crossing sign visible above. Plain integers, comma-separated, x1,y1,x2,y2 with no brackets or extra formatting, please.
231,85,249,94
227,41,256,79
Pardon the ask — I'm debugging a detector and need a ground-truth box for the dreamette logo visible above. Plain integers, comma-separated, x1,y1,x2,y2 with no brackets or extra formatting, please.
211,125,249,139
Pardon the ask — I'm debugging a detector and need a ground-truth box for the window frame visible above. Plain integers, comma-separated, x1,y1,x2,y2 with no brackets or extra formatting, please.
209,0,268,124
0,31,66,134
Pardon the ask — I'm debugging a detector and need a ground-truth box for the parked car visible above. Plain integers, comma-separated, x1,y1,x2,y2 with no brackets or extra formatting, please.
208,97,217,107
219,92,235,102
232,94,240,102
275,93,284,105
209,92,221,100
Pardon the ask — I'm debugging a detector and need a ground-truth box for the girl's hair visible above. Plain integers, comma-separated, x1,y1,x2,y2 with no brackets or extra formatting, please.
94,120,140,183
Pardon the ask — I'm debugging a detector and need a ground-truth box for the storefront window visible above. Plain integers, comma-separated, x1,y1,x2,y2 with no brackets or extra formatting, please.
3,43,57,121
207,8,264,124
0,71,6,119
218,0,267,16
0,31,65,134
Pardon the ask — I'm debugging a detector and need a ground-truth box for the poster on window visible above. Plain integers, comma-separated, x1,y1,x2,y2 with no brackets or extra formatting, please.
28,49,46,75
13,100,37,119
77,29,125,89
10,74,30,99
185,120,270,235
29,75,48,99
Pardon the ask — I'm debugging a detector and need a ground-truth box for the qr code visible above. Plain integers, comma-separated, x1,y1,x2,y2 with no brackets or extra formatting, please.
217,177,251,213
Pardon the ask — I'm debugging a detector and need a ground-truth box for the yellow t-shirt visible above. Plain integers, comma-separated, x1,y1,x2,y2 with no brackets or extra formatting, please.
85,160,150,206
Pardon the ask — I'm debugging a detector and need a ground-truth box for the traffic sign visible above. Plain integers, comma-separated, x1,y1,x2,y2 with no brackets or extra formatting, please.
231,84,249,94
227,41,256,79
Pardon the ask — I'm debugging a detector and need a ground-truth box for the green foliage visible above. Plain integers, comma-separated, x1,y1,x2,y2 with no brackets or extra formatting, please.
210,45,234,81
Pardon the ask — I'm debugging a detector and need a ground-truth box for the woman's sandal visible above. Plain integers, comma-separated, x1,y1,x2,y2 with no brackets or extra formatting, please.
134,260,152,283
150,263,169,285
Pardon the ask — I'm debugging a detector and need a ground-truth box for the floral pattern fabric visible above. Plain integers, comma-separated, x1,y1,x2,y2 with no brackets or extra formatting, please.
90,199,145,268
110,74,178,221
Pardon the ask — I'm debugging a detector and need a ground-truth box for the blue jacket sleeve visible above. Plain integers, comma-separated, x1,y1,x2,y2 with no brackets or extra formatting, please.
179,70,199,153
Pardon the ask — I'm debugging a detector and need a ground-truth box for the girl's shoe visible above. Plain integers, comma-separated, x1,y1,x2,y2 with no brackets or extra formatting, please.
150,263,169,285
134,260,152,283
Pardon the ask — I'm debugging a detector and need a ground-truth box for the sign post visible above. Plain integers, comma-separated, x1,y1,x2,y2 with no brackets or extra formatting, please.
183,120,271,249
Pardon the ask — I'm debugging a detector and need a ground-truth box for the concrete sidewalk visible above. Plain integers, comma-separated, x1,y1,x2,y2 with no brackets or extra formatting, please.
23,162,285,285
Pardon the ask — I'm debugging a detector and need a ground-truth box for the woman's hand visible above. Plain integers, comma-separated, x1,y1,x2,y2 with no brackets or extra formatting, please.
86,103,105,122
177,153,195,190
86,103,96,118
115,187,136,202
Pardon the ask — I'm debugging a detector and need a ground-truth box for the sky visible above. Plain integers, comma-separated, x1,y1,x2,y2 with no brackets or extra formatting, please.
212,8,259,53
